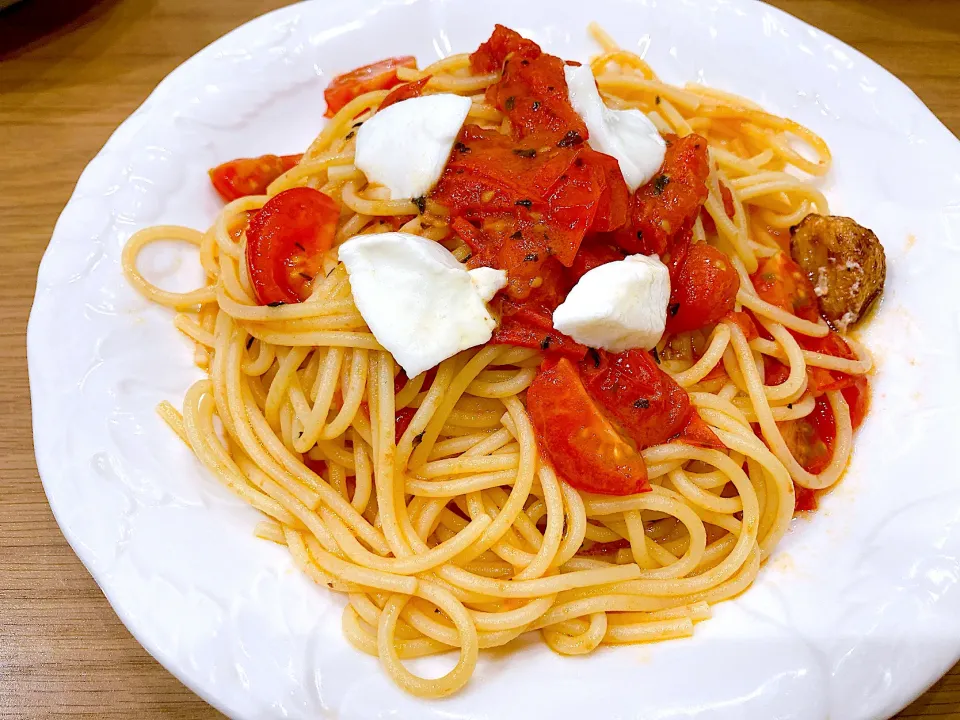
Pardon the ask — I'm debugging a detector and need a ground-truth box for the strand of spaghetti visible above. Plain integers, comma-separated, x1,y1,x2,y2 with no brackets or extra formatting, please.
750,336,872,374
341,181,419,216
122,226,218,309
180,380,299,526
737,289,829,337
409,346,502,469
728,322,853,490
669,324,731,387
305,91,386,160
222,327,392,553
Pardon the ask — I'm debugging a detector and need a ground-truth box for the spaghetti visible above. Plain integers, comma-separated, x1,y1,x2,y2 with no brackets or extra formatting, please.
123,23,873,698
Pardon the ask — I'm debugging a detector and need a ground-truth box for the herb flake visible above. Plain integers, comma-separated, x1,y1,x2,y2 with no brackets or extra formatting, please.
633,398,650,409
557,130,584,148
412,196,427,214
266,301,285,308
512,148,537,159
653,174,670,195
515,198,533,209
505,96,516,111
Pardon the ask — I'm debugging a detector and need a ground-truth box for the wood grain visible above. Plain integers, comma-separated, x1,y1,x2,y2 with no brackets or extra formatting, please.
1,0,958,717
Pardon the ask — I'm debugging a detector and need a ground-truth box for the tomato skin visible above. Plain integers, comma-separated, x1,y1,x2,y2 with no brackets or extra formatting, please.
724,310,759,341
246,188,340,305
491,257,585,359
569,236,626,283
209,154,303,202
781,394,836,476
587,150,630,233
380,75,431,110
472,27,585,144
395,407,417,441
763,356,791,386
323,56,417,118
437,127,605,297
470,24,541,73
579,349,690,449
618,134,710,257
579,348,723,451
843,375,869,430
719,182,735,218
751,252,819,322
794,483,817,512
678,410,726,450
527,358,650,495
666,243,740,334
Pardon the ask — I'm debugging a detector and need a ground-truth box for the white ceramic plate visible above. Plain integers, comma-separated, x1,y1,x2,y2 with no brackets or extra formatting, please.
27,1,960,718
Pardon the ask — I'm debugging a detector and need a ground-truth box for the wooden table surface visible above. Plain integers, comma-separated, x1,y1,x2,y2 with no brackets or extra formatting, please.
2,0,959,717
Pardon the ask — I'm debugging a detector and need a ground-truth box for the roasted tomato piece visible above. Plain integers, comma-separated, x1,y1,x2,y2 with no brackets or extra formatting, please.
527,358,650,495
724,310,759,341
323,56,417,117
246,187,339,305
470,24,541,73
619,134,710,257
580,349,691,449
569,236,627,283
209,154,303,202
491,257,584,358
750,252,819,322
395,407,417,442
781,394,836,475
588,150,631,233
666,243,740,334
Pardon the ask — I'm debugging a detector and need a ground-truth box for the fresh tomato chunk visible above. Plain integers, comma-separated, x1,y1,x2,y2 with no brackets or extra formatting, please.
380,75,431,110
580,349,696,450
209,154,303,202
527,358,650,495
618,134,710,258
323,56,417,118
246,187,339,305
666,243,740,334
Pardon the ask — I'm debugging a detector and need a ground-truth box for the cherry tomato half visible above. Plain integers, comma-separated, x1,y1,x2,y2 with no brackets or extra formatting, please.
209,154,303,202
527,358,650,495
323,56,417,118
666,243,740,334
246,187,339,306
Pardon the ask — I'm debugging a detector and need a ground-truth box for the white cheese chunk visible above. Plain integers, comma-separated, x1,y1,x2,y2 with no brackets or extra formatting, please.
338,232,506,377
552,254,670,352
564,64,666,191
354,94,472,200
